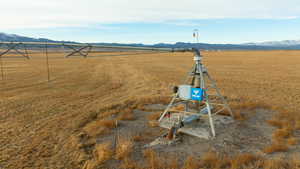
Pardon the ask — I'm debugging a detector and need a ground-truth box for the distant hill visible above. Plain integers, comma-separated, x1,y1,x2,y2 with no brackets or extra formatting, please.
90,42,291,50
1,32,300,50
243,40,300,47
0,33,75,43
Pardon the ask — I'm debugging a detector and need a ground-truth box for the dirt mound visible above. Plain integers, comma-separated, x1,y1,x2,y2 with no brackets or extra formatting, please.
143,106,275,158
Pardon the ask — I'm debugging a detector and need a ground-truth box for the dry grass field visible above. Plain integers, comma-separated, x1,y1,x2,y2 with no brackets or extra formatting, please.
0,50,300,169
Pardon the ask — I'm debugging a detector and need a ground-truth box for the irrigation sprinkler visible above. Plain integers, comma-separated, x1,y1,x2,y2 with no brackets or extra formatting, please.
0,41,190,85
0,41,234,139
0,42,186,58
158,48,234,139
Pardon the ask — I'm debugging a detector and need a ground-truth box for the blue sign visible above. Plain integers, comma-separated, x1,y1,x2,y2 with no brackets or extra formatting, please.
191,88,204,101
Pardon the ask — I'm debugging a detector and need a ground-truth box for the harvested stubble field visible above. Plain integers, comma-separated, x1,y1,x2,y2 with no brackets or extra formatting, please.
0,50,300,169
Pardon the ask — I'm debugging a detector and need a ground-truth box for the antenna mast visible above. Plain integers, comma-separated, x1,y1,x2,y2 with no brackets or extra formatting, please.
193,29,199,43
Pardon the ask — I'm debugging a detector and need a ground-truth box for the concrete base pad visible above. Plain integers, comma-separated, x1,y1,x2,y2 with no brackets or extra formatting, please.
145,136,180,148
159,113,234,139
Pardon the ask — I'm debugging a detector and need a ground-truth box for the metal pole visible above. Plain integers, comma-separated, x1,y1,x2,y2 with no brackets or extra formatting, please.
0,56,4,81
85,45,92,58
158,93,178,122
206,72,234,117
45,41,50,82
193,29,199,43
196,52,216,137
23,43,30,59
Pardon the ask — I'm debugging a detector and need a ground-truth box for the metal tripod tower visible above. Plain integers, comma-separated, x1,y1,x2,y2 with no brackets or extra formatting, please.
158,49,233,139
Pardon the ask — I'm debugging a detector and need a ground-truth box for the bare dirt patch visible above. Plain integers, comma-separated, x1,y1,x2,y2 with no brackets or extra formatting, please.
80,103,280,168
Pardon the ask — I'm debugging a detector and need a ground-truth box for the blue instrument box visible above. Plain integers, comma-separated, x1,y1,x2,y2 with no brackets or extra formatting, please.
191,88,204,101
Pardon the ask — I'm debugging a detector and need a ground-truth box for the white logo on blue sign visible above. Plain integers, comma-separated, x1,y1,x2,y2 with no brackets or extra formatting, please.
191,88,204,101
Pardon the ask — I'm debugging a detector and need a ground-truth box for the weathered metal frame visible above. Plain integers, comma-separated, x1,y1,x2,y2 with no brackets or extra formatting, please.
158,49,233,138
0,41,191,53
63,44,93,58
0,42,186,59
0,42,30,59
0,41,192,83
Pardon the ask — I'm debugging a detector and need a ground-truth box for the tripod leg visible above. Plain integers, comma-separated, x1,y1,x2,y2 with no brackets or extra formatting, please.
205,98,216,137
184,101,189,112
158,93,178,122
205,72,234,117
197,61,216,138
159,62,198,122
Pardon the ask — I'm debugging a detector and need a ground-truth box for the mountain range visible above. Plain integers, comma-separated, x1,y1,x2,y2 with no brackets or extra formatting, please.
1,32,300,50
243,40,300,47
0,33,74,43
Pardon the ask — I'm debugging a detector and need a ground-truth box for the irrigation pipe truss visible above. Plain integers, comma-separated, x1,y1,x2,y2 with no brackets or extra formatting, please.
0,41,192,58
0,41,193,83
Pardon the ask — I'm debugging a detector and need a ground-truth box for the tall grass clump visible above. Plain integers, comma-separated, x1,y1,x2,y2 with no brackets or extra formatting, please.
94,142,114,164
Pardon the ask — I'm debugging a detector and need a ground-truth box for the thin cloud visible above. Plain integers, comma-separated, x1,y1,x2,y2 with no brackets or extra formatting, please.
1,0,300,29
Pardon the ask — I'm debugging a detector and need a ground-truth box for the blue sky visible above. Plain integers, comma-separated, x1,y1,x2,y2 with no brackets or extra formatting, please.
3,19,300,44
1,0,300,44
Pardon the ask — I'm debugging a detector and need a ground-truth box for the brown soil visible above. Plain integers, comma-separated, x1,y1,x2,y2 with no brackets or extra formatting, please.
0,50,300,169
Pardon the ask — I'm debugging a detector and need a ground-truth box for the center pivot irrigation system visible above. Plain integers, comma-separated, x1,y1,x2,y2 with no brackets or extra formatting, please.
0,41,234,139
0,41,186,59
